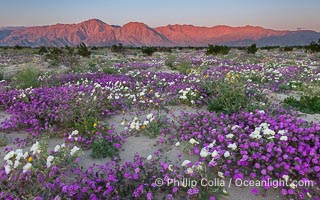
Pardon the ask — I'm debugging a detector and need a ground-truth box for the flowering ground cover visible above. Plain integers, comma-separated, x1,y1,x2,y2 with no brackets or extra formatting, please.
0,48,319,199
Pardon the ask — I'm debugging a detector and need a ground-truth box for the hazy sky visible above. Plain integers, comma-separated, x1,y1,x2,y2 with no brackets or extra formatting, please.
1,0,320,31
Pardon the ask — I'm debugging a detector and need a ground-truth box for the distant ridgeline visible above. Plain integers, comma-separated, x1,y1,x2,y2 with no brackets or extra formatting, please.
0,19,320,47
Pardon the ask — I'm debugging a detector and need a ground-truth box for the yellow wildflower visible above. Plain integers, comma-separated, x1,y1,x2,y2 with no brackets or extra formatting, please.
27,156,33,162
226,73,231,79
205,74,209,78
141,125,146,129
149,89,153,93
93,123,97,128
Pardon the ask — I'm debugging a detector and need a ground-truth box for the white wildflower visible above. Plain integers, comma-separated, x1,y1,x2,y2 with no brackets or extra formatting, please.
54,145,61,152
186,167,194,174
211,150,219,158
181,160,191,167
282,175,289,181
289,183,297,189
200,148,210,158
228,143,237,150
226,134,234,139
231,125,240,130
13,160,20,169
4,165,11,174
70,146,80,156
4,151,15,161
189,138,199,145
46,155,54,168
22,163,32,173
280,135,288,141
147,155,153,161
30,141,41,155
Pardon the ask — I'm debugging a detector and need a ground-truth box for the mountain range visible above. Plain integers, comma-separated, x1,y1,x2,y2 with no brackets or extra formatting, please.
0,19,319,47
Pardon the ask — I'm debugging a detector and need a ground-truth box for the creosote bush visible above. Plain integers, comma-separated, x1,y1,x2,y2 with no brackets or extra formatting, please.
305,39,320,53
142,46,156,56
247,44,258,54
206,45,230,55
77,42,91,57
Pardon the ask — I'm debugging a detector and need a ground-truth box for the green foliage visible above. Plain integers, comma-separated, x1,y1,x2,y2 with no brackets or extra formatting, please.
142,47,156,56
91,46,98,50
103,67,118,74
77,42,91,57
206,45,230,55
284,95,320,114
305,39,320,53
38,46,48,55
260,46,280,50
72,116,98,138
91,138,119,158
283,46,294,51
249,74,262,83
247,44,258,54
13,67,40,89
283,96,300,108
14,45,22,50
140,116,168,138
0,135,8,147
45,47,63,66
175,61,193,74
0,70,3,81
165,55,176,69
206,78,267,114
111,43,124,53
44,47,79,68
278,83,292,91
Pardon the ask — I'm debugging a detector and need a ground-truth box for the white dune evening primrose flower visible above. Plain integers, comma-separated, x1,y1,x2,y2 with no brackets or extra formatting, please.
13,160,20,169
147,155,153,161
30,141,41,155
226,134,234,139
181,160,191,167
224,151,230,158
70,146,80,156
4,151,15,161
186,167,194,174
280,135,288,141
189,138,199,145
282,174,289,181
228,143,237,150
46,155,54,168
211,150,219,158
54,145,61,152
4,165,11,174
200,148,210,158
22,163,32,173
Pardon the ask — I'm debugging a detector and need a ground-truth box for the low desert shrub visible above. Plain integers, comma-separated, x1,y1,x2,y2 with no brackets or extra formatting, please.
13,67,40,89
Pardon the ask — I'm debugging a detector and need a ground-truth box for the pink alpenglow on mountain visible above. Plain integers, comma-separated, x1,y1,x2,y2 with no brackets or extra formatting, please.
0,19,319,47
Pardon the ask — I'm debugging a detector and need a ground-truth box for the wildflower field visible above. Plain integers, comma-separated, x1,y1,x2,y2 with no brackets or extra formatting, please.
0,46,319,200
